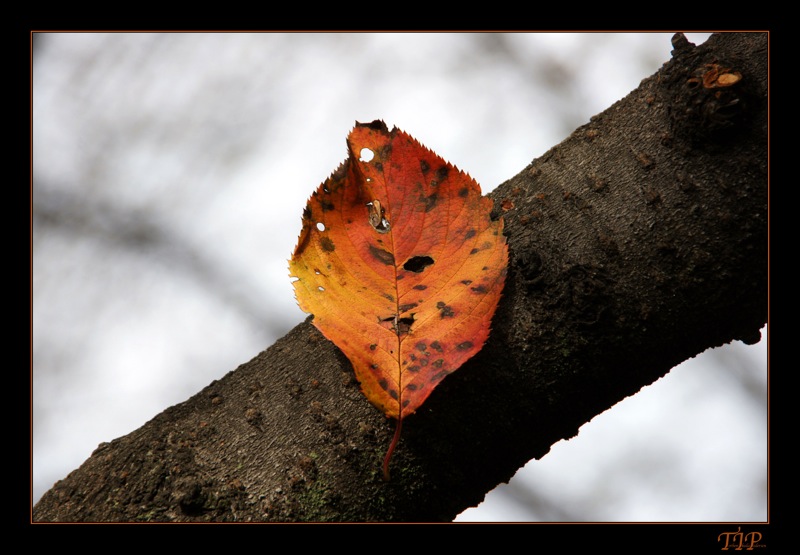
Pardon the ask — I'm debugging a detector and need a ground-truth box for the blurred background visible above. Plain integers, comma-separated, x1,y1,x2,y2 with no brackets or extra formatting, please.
32,32,767,521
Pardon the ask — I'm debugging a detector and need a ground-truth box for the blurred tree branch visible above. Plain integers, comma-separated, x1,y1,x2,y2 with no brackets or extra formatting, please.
33,189,287,339
33,32,767,522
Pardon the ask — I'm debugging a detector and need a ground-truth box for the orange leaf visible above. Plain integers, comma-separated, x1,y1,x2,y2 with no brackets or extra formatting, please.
289,121,507,474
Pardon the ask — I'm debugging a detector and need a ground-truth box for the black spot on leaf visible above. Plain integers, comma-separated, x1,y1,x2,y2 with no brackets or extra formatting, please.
436,301,454,318
403,256,435,273
320,237,335,253
369,245,395,265
420,193,438,212
363,120,388,131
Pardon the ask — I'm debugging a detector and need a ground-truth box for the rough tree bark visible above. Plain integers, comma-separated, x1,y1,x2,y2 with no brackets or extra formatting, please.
33,32,767,522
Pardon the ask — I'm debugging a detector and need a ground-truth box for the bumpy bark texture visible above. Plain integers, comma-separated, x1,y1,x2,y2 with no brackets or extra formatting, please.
33,32,767,522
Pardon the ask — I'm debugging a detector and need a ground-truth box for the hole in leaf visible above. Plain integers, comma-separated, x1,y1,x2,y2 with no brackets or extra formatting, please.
360,148,374,162
403,256,435,273
316,222,325,232
367,200,391,233
396,315,415,335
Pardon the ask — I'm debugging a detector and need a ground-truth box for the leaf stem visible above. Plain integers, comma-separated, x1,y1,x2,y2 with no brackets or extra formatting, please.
382,418,403,481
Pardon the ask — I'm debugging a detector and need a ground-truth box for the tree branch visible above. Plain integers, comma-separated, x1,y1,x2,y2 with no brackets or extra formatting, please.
33,32,767,522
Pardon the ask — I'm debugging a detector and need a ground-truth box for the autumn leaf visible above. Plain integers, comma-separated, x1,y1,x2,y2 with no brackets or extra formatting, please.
289,120,507,478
